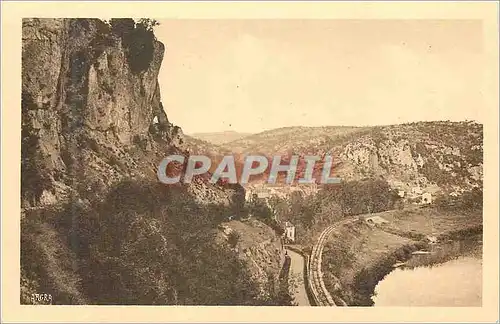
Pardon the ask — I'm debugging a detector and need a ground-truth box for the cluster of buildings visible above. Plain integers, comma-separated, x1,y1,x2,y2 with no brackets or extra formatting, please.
244,183,320,201
241,183,309,243
391,181,433,205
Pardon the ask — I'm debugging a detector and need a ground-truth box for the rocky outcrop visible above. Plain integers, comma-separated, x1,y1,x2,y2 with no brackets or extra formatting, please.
217,122,483,195
20,18,216,208
339,123,483,194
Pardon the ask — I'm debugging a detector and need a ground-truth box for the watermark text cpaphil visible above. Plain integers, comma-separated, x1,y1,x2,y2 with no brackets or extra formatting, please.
157,154,341,185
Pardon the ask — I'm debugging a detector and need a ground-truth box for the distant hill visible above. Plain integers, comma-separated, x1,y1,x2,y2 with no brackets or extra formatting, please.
190,131,253,145
183,134,232,156
186,122,483,194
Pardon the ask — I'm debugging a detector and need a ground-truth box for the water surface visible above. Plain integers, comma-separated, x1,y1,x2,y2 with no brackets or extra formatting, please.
373,238,482,307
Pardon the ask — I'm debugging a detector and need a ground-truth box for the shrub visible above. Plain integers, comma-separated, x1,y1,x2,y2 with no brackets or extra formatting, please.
136,18,160,32
339,178,396,216
227,231,240,248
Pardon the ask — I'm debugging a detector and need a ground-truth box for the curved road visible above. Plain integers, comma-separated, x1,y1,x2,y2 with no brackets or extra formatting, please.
286,249,311,306
308,218,354,306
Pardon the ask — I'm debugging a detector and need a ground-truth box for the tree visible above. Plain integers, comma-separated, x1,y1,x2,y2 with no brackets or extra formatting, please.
136,18,160,31
337,178,395,216
267,196,288,222
246,194,273,221
227,231,240,249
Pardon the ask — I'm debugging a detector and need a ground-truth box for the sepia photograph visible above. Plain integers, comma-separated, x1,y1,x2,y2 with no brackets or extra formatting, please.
2,1,499,323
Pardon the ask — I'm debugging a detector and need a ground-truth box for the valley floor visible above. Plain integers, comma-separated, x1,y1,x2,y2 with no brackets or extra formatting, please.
286,248,310,306
320,206,483,306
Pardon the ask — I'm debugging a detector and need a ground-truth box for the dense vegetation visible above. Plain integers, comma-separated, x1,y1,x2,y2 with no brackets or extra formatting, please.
244,178,401,244
21,179,288,305
108,18,160,73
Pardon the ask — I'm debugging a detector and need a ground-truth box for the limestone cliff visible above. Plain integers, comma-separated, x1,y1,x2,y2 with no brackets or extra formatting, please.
219,122,483,195
21,18,283,305
338,122,483,195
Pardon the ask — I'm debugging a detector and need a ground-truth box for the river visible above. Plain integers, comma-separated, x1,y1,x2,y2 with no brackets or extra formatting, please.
286,249,311,306
372,237,482,306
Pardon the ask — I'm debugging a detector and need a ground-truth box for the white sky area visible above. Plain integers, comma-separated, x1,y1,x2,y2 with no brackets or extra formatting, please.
154,19,484,133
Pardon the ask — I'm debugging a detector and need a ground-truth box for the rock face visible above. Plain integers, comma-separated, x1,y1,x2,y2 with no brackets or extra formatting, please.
218,219,286,295
22,18,188,207
217,122,483,195
21,19,283,306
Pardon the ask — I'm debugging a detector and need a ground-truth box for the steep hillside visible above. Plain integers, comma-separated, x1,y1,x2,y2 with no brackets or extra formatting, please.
227,126,363,154
183,134,232,156
21,18,285,305
221,122,483,193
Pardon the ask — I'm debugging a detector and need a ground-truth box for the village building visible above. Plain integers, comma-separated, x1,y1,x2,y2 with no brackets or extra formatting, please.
244,182,319,202
244,190,253,201
256,189,270,199
426,235,438,244
284,221,296,243
422,192,432,204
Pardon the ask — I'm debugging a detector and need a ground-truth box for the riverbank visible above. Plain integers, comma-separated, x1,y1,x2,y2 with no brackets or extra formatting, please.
321,206,483,306
373,239,482,306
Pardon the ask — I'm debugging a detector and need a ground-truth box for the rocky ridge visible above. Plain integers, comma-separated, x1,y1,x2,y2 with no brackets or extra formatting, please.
207,122,483,195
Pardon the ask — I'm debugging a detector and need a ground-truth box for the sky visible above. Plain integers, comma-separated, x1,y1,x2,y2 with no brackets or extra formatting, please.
154,19,484,134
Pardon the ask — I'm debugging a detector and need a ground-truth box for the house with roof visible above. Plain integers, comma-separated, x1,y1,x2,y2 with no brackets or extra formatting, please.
283,221,296,243
422,192,432,204
363,215,389,227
